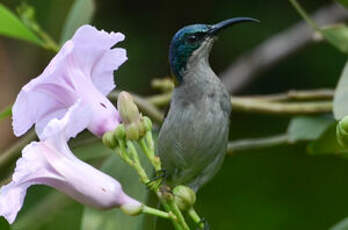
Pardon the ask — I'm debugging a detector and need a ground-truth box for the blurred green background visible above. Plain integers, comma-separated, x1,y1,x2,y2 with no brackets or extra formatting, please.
0,0,348,229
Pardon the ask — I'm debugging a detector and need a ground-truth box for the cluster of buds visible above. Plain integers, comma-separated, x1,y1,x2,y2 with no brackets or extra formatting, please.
102,91,164,192
118,91,147,140
103,91,153,148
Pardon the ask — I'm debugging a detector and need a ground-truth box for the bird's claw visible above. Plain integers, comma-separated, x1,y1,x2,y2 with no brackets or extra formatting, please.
196,218,210,230
145,169,168,189
155,169,169,181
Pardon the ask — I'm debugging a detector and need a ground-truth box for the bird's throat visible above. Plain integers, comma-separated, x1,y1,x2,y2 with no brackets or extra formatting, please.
171,38,215,85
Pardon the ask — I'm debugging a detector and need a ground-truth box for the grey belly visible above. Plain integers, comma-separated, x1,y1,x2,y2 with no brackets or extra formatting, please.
157,102,230,190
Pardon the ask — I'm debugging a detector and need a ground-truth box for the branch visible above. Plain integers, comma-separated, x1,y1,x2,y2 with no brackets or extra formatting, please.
220,3,348,93
146,93,172,107
230,98,332,115
144,90,333,115
239,88,334,102
286,89,333,101
227,134,291,156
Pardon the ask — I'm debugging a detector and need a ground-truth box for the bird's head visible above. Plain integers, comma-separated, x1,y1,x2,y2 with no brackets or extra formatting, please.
169,17,259,83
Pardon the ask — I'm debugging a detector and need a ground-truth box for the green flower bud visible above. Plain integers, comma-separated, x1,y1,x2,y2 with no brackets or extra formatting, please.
117,91,141,125
120,203,143,216
173,185,196,211
117,91,148,141
337,116,348,148
102,131,117,148
126,123,139,140
114,124,126,140
138,117,146,137
143,116,152,132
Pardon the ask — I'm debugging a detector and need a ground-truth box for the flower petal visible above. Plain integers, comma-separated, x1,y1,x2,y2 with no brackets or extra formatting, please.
12,24,125,139
12,81,77,138
0,183,28,224
40,99,91,143
91,48,127,95
0,142,62,224
70,25,126,94
2,110,141,224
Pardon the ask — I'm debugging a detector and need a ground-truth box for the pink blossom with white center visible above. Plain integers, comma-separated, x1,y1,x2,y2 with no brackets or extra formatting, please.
12,25,127,139
0,103,141,224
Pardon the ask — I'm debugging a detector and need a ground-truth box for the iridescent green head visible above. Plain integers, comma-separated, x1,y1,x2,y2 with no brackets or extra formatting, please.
169,17,259,83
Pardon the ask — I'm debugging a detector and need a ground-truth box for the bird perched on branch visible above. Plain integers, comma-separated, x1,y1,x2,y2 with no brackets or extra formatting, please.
157,18,258,191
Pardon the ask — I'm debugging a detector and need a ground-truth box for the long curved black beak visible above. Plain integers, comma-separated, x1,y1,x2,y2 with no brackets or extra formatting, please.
208,17,259,36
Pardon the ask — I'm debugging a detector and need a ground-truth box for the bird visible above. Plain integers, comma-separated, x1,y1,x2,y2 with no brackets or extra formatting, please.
157,17,258,192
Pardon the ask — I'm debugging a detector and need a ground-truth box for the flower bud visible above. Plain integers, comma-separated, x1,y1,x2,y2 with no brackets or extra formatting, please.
337,116,348,148
143,116,152,132
120,203,143,216
114,124,126,140
102,131,117,148
173,185,196,211
117,91,146,141
126,123,139,140
117,91,141,125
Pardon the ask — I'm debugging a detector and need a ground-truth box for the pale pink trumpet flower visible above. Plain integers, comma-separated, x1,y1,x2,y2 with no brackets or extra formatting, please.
12,25,127,139
0,102,142,224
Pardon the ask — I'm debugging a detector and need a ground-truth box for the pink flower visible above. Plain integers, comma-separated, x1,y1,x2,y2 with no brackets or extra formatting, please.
12,25,127,139
0,103,141,224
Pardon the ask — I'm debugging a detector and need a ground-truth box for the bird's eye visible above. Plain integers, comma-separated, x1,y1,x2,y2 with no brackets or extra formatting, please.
187,35,198,43
187,32,205,43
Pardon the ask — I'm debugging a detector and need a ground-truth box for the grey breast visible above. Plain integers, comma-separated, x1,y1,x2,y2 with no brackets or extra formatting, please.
157,80,231,189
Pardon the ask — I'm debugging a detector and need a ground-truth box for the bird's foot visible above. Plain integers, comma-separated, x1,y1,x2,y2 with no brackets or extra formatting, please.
146,169,168,190
196,218,210,230
153,169,169,181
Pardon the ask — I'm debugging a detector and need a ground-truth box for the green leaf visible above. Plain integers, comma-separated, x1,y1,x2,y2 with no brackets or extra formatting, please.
287,116,335,142
60,0,95,44
334,60,348,120
72,138,111,161
307,122,348,155
0,4,42,45
80,151,152,230
12,191,74,230
321,25,348,54
336,0,348,9
0,106,11,121
330,217,348,230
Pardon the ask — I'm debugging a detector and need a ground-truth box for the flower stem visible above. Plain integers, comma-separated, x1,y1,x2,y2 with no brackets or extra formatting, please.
142,205,173,219
227,134,290,155
126,141,150,184
156,191,185,230
188,208,204,229
115,141,133,166
169,199,190,230
139,136,161,172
